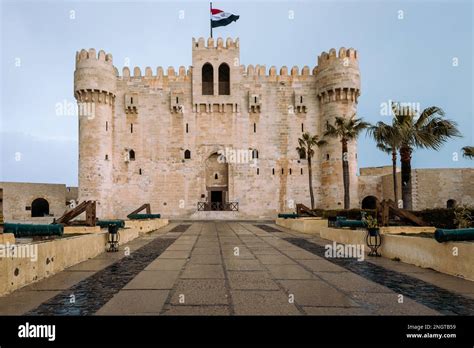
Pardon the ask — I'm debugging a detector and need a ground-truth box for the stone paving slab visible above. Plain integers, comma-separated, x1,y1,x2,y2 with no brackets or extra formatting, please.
22,271,95,291
224,258,265,271
316,271,403,293
298,259,349,273
303,306,373,315
180,264,225,279
68,258,117,272
162,305,230,315
169,280,228,305
231,290,301,315
188,253,222,265
0,290,60,315
96,290,169,315
228,271,280,290
123,270,180,290
145,258,187,271
159,250,191,259
278,279,359,307
256,254,296,265
349,292,441,315
265,264,314,280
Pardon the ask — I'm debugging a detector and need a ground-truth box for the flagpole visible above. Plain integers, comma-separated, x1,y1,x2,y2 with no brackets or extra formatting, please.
210,2,213,38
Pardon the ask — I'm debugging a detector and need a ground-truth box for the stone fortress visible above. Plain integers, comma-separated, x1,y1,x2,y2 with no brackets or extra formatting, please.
74,37,361,219
1,37,472,221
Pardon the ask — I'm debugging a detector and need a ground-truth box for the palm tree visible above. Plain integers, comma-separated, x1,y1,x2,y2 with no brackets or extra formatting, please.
462,146,474,159
367,120,403,205
324,114,370,209
392,102,461,210
296,133,326,209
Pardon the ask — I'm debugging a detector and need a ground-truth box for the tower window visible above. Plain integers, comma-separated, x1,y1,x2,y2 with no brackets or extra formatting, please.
218,63,230,95
202,63,214,95
257,168,259,175
186,123,189,133
252,149,259,159
301,123,304,132
131,123,133,133
300,96,303,103
301,168,303,175
272,168,275,175
254,123,256,133
105,154,108,160
326,154,330,160
184,149,191,159
281,168,284,175
176,97,179,104
105,121,108,131
129,150,135,161
299,151,306,160
139,168,142,175
289,168,292,175
214,173,218,180
131,97,134,104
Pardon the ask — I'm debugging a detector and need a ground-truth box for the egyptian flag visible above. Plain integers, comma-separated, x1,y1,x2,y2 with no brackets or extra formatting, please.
211,8,239,28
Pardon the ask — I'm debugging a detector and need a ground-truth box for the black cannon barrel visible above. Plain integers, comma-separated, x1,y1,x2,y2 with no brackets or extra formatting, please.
3,223,64,238
434,228,474,243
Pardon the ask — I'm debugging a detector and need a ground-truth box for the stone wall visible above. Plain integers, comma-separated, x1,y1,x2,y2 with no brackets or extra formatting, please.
75,38,362,219
358,167,473,209
0,182,78,221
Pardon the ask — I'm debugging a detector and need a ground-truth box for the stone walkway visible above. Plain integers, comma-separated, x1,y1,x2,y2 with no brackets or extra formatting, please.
1,221,473,315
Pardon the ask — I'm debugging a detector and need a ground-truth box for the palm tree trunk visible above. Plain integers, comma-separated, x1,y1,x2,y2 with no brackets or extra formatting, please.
342,140,350,209
392,150,399,205
400,145,413,210
308,154,315,209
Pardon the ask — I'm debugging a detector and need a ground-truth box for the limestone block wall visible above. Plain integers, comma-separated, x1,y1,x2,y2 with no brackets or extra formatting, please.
0,182,68,221
75,38,362,218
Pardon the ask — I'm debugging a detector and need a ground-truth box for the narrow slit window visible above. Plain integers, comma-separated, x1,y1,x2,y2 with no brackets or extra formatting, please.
253,123,256,133
257,168,259,175
289,169,292,175
105,154,108,160
139,168,142,175
301,168,303,175
131,123,133,133
105,121,108,131
301,123,304,132
281,168,284,175
272,168,275,175
186,123,189,133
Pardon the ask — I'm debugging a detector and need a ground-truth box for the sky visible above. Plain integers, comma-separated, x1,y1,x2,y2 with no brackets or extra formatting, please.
0,0,473,186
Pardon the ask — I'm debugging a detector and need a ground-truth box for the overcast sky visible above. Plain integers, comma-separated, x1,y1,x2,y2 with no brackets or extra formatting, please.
1,0,472,186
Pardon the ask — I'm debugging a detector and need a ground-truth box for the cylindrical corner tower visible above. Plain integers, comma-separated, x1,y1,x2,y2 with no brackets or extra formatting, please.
315,47,361,209
74,48,116,218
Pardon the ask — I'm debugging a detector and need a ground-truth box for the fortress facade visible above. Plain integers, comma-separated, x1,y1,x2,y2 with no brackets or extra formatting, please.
74,37,361,218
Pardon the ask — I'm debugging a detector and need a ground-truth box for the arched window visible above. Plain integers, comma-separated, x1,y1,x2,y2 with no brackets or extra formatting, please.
447,199,457,209
214,173,219,180
129,150,135,161
218,63,230,95
252,149,259,159
184,149,191,159
202,63,214,95
299,151,306,160
361,196,378,209
31,198,49,217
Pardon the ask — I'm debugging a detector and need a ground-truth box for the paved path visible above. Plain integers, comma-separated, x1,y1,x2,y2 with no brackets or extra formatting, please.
1,222,473,315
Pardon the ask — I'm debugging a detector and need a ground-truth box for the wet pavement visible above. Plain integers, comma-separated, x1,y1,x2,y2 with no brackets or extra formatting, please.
0,221,473,316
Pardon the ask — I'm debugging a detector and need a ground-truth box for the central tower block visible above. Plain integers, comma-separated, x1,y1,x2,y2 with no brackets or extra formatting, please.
191,37,242,113
315,48,361,208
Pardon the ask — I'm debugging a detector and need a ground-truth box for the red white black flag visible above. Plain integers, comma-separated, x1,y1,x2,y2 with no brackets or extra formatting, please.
211,8,239,28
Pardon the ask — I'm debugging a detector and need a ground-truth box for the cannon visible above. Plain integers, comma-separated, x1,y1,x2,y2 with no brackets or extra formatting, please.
96,220,125,229
335,219,366,229
277,213,299,219
128,214,161,220
434,228,474,243
3,223,64,238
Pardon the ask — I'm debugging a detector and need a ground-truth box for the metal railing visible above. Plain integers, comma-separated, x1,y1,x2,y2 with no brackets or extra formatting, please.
197,202,239,211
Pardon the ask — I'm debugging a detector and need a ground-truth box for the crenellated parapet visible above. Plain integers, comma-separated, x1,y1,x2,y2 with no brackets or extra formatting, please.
314,47,360,104
119,65,191,81
74,48,117,98
193,37,239,50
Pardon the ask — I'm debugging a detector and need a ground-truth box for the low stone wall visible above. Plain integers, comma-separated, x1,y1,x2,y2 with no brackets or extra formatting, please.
276,219,474,281
320,226,473,281
276,217,327,234
64,226,101,234
0,219,168,296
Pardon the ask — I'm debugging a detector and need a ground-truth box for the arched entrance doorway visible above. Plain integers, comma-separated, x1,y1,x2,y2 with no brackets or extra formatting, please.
205,153,228,210
446,199,457,209
31,198,49,217
361,196,378,209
